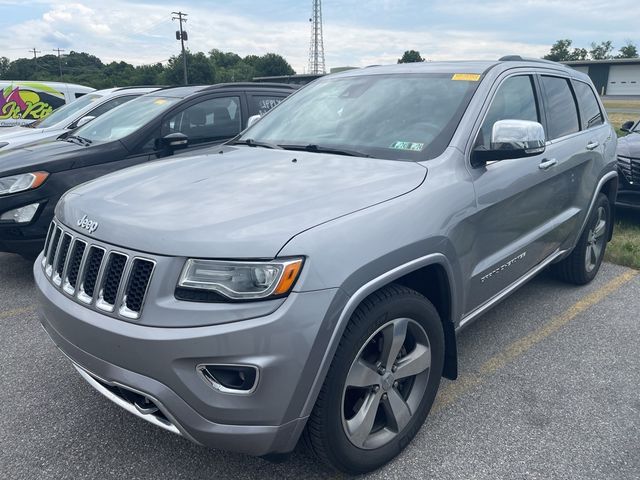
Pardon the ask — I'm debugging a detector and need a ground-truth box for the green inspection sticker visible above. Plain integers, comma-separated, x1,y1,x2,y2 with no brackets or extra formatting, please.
390,141,425,151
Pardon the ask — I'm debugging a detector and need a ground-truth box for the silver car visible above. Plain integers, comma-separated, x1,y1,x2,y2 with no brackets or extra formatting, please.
0,87,160,151
35,57,617,474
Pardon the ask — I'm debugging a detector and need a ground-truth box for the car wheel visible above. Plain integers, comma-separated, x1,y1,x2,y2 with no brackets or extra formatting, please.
303,284,444,474
553,192,610,285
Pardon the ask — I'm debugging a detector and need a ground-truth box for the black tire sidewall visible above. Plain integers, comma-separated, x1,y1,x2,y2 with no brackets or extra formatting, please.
577,193,610,283
320,288,445,474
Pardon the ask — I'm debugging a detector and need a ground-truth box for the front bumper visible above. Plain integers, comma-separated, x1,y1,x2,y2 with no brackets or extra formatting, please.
35,257,345,456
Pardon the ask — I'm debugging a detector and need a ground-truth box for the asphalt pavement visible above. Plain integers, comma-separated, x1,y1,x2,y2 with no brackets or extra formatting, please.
1,252,638,480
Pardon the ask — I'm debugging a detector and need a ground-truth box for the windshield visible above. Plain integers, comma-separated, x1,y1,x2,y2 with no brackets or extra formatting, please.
73,95,179,143
33,93,103,128
240,73,481,161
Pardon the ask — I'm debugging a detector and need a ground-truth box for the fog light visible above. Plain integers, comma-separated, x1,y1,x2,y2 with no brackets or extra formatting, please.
0,203,39,223
197,364,259,394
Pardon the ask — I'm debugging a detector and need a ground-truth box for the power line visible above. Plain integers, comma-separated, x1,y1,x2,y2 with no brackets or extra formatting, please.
171,11,188,85
53,48,65,79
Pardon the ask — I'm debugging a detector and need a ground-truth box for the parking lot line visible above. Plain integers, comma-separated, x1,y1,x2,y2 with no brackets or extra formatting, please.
0,306,34,321
433,269,639,413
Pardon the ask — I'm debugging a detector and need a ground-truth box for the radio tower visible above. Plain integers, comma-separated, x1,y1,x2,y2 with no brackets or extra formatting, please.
308,0,326,74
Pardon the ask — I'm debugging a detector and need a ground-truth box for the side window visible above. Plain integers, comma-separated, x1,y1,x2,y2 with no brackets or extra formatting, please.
87,95,138,119
572,81,604,130
249,95,286,116
540,76,580,139
476,75,539,148
164,96,241,145
75,92,86,99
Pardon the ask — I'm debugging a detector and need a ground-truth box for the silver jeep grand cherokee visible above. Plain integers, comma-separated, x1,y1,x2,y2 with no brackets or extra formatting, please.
35,57,617,474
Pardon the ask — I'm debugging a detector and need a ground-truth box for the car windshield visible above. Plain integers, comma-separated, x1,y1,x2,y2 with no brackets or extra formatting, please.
73,95,179,143
239,73,481,161
31,93,103,128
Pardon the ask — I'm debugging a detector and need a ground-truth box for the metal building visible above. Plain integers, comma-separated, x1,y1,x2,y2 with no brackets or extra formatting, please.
563,58,640,96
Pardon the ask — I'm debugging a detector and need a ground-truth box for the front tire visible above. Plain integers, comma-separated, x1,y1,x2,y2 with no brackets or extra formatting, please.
553,193,610,285
303,284,444,474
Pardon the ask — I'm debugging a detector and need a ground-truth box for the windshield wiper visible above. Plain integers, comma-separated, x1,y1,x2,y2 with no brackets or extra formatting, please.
65,135,93,146
279,144,372,158
231,138,282,149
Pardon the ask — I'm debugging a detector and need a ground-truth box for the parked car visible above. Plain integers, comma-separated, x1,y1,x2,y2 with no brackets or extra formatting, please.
0,81,94,127
0,83,296,258
0,86,160,151
35,58,617,474
616,118,640,209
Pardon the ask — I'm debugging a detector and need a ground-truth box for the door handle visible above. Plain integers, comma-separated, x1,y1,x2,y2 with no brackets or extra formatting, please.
539,158,557,170
586,141,600,150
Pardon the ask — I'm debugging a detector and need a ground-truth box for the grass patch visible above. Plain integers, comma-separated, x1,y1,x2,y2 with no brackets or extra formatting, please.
601,101,640,269
606,210,640,270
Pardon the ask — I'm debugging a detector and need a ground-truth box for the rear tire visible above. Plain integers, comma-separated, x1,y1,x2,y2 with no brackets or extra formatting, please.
553,193,610,285
302,284,444,474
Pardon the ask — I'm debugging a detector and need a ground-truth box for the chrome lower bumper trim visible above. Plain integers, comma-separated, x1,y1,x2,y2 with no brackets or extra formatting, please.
73,364,181,436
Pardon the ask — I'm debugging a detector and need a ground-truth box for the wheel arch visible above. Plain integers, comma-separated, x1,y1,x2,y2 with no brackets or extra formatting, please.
300,253,459,419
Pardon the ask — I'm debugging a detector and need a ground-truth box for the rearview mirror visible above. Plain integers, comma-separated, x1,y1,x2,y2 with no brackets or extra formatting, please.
74,116,95,129
159,132,189,151
472,119,545,167
620,120,635,133
247,115,261,128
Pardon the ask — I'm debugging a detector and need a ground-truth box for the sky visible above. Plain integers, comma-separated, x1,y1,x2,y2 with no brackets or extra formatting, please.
0,0,638,73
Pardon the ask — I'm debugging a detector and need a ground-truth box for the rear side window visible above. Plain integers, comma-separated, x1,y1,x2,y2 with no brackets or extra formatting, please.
541,76,580,139
572,81,604,130
476,75,539,148
249,95,286,116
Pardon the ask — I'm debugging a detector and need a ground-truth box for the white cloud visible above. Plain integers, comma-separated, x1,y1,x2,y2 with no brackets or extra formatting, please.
0,0,637,73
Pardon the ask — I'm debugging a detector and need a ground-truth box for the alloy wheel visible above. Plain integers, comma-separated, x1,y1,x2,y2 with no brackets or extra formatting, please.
341,318,431,450
585,205,607,273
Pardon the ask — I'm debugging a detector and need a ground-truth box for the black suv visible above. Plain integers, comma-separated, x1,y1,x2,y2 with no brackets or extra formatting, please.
617,118,640,209
0,83,297,257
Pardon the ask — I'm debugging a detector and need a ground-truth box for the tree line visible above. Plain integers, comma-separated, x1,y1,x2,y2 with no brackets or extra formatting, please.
397,40,638,65
0,50,296,89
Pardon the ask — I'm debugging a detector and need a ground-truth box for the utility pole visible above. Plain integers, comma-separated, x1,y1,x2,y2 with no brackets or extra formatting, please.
53,48,65,79
172,11,188,85
29,48,41,74
308,0,326,74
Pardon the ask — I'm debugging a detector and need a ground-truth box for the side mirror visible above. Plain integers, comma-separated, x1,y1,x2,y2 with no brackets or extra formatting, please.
159,132,189,151
247,115,261,128
620,120,635,133
472,119,546,167
73,116,96,129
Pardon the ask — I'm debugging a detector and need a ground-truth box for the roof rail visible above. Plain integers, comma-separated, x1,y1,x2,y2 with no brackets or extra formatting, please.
112,85,169,91
202,82,299,91
498,55,561,66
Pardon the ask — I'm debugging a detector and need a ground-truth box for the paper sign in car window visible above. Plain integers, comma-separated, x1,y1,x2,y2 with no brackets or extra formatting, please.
391,141,425,151
452,73,481,81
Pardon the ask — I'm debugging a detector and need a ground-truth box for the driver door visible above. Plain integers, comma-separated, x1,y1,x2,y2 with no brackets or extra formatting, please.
464,73,568,314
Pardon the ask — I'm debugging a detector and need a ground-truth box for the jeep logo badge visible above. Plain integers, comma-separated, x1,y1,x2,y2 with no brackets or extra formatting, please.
77,215,99,234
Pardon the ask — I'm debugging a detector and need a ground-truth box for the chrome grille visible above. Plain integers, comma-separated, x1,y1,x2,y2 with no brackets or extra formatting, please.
42,220,155,320
618,156,640,184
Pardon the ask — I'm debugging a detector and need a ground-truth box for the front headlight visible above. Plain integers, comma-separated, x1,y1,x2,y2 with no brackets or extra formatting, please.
178,257,304,300
0,172,49,196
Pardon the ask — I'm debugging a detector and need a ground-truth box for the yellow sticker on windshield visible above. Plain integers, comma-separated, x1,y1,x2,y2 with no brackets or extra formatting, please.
154,99,167,105
452,73,481,81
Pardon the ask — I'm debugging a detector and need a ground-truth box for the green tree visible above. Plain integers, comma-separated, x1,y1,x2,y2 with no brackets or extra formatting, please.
253,53,295,77
0,56,8,78
589,41,614,60
163,51,215,85
617,41,639,59
568,48,588,61
544,39,573,61
398,50,424,63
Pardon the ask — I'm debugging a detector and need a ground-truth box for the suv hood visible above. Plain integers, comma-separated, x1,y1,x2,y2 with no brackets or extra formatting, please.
57,147,428,258
617,132,640,157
